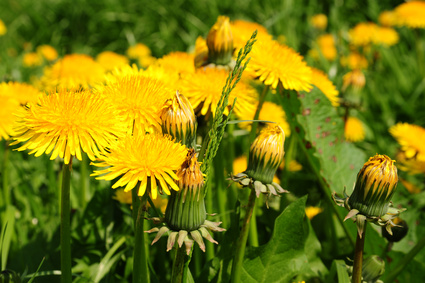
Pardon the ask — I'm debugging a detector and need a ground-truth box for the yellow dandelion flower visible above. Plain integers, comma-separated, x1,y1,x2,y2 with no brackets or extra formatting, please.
156,51,195,74
390,123,425,161
96,51,129,71
40,54,106,91
374,26,399,46
311,14,328,30
349,22,378,46
92,133,188,199
37,45,58,61
246,39,312,91
230,20,273,51
0,81,41,105
178,68,257,117
127,43,156,68
310,68,339,107
317,34,337,61
395,151,425,174
96,74,172,134
194,36,209,68
12,89,125,164
0,97,20,140
0,19,6,36
340,52,368,70
236,101,291,136
305,206,323,220
105,64,143,81
394,1,425,29
379,11,397,27
342,69,366,91
344,117,365,142
114,188,133,204
23,52,42,67
400,178,421,194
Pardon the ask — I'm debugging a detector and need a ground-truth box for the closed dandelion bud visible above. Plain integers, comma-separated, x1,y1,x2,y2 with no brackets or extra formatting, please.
246,125,285,184
348,154,398,217
206,16,234,66
165,149,206,231
362,255,385,283
160,90,197,149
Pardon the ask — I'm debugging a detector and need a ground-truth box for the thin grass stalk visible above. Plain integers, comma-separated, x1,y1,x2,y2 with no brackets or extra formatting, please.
60,159,73,283
1,141,10,211
79,153,89,209
352,224,366,283
231,188,256,283
132,183,149,283
205,180,214,261
214,145,228,228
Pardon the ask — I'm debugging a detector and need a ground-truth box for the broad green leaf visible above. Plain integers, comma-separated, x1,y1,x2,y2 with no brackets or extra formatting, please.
241,196,325,282
327,260,350,283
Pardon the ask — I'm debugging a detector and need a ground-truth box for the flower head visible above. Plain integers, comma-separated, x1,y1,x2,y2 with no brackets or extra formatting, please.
206,16,234,65
127,43,156,68
311,14,328,30
23,52,42,67
310,68,339,107
342,69,366,91
0,97,20,140
92,133,187,199
37,45,58,61
156,52,196,74
317,34,337,61
230,20,272,51
160,91,197,148
178,68,257,118
345,117,365,142
0,19,6,36
246,39,312,90
394,1,425,29
379,11,397,27
96,51,129,71
340,52,368,70
40,54,106,91
349,22,378,46
0,81,41,105
12,89,125,164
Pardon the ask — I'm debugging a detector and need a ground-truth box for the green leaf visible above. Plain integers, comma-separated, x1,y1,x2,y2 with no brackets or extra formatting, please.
240,196,325,282
327,260,350,283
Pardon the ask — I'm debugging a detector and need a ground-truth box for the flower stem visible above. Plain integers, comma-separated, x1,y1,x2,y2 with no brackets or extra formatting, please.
352,223,366,283
132,184,149,283
60,159,73,283
1,141,11,211
231,188,257,283
171,246,191,283
79,153,89,209
382,234,425,283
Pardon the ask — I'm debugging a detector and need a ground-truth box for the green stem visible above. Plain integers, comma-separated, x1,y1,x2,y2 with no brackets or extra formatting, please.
172,246,191,283
132,184,149,283
382,234,425,283
79,153,89,209
205,180,214,261
248,203,258,247
352,224,366,283
231,188,256,283
147,195,163,218
247,85,269,147
415,29,424,76
214,145,228,228
60,159,73,283
1,141,10,210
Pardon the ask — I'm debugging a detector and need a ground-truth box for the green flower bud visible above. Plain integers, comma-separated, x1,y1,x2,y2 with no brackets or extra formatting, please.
362,255,385,283
160,90,197,149
348,154,398,217
206,16,234,66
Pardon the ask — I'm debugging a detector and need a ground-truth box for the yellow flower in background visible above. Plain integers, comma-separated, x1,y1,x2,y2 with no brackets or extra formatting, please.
394,1,425,29
379,11,397,27
0,19,6,36
40,54,106,91
156,51,195,74
389,123,425,162
0,97,20,140
310,68,339,107
236,101,291,136
37,45,58,61
246,39,312,91
194,36,209,68
399,178,421,194
342,69,366,91
127,43,156,68
305,206,323,220
114,189,169,212
206,16,234,65
92,133,188,199
317,34,337,61
344,117,365,142
96,51,129,71
0,81,41,105
178,68,257,117
96,74,172,135
230,19,273,51
23,52,42,67
374,26,399,46
349,22,377,46
311,14,328,30
340,52,368,70
395,151,425,174
12,89,125,164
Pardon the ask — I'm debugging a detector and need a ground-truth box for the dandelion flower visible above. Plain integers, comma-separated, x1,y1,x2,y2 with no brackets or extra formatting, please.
340,52,368,70
236,101,291,136
156,51,195,74
178,68,257,117
310,68,339,107
374,26,399,46
246,39,312,91
97,74,172,134
379,11,397,27
0,19,6,36
305,206,323,220
37,45,58,61
40,54,106,91
342,69,366,91
23,52,42,67
394,1,425,29
345,117,366,142
390,123,425,161
127,43,156,68
194,36,209,68
230,20,272,51
0,97,20,140
12,89,125,164
349,22,377,46
0,81,41,105
311,14,328,30
92,133,188,199
96,51,129,71
317,34,337,61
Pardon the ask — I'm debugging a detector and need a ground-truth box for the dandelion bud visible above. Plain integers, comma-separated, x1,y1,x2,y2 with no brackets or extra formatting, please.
348,154,398,218
206,16,234,66
160,90,197,149
362,255,385,283
342,69,366,91
246,125,285,184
